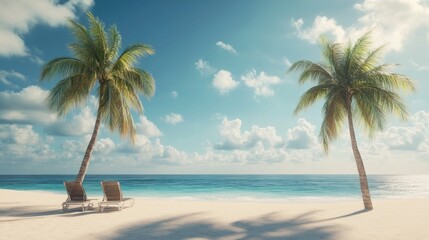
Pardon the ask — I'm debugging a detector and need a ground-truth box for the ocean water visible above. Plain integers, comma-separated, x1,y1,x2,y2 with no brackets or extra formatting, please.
1,175,428,202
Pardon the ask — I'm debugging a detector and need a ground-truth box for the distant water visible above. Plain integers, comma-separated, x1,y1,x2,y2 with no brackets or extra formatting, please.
1,175,428,202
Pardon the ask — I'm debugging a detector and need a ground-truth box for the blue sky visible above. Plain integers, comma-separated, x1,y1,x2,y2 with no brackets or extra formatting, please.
0,0,428,174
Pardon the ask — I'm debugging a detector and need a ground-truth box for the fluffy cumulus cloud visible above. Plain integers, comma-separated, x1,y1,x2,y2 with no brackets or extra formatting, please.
136,115,162,138
212,70,239,94
0,0,94,56
377,111,429,151
287,118,318,149
292,16,347,44
94,138,116,154
0,85,102,137
163,113,184,125
216,41,237,54
292,0,429,52
361,111,429,161
44,106,95,136
211,117,323,164
195,59,216,75
0,70,26,87
0,85,56,125
0,124,56,168
241,69,281,97
0,124,39,145
215,117,284,150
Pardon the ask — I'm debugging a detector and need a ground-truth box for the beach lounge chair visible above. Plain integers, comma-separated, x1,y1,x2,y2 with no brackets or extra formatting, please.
62,181,96,212
99,181,134,212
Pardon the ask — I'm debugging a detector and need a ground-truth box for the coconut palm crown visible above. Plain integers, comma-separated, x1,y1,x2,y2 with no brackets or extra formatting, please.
40,12,155,183
289,31,414,210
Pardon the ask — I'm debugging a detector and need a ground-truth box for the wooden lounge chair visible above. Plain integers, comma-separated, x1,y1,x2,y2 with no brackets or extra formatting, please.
99,181,134,212
62,181,96,212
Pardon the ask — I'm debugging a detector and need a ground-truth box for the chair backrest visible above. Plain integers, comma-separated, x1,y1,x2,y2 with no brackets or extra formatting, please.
64,181,87,201
101,181,123,201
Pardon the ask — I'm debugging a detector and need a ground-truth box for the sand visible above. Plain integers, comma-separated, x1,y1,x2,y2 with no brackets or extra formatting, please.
0,189,428,240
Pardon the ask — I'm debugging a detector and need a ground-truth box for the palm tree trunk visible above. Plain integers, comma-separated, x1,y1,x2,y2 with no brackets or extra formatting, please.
346,104,373,210
75,111,101,183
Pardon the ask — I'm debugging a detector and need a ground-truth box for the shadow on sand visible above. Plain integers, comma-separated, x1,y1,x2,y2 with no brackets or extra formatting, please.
107,211,345,240
0,205,99,222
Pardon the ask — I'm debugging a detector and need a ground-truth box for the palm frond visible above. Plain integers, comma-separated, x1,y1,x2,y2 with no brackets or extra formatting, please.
41,57,87,81
67,19,98,63
352,89,386,137
87,12,108,64
111,75,144,113
107,25,121,62
320,89,347,152
112,44,154,72
363,71,415,92
289,61,333,85
118,68,155,97
46,73,96,116
294,84,334,114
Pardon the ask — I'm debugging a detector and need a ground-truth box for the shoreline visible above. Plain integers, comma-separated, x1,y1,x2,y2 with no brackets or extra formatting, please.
1,187,428,203
1,189,429,240
2,188,429,205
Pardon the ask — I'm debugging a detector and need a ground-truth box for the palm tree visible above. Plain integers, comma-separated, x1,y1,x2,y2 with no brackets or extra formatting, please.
289,32,414,210
40,12,155,183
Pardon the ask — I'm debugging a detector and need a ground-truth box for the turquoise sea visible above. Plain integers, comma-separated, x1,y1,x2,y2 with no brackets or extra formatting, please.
1,175,428,201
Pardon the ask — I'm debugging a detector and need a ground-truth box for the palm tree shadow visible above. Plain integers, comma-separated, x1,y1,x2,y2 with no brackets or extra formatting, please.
314,209,371,223
108,211,341,240
0,205,99,223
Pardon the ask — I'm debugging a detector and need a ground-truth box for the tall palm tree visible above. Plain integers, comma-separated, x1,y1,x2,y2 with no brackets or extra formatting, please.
289,32,414,210
40,12,155,183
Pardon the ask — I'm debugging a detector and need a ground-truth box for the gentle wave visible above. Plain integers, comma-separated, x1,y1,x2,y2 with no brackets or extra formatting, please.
1,174,428,201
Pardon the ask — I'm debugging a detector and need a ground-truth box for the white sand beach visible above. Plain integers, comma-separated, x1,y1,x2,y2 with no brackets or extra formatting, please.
0,189,428,240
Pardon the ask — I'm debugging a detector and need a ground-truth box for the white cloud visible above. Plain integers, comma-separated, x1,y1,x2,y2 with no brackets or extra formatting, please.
354,0,429,52
216,117,247,149
292,0,429,52
211,117,323,164
136,115,162,138
0,0,94,57
0,124,56,167
0,70,26,87
94,138,116,154
361,111,429,161
163,113,184,125
195,59,216,75
0,86,100,137
0,86,56,125
241,69,281,97
216,41,237,54
44,106,95,136
0,124,39,145
377,111,429,151
287,118,319,149
170,91,178,98
283,58,292,67
212,70,239,94
214,117,284,150
292,16,346,44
